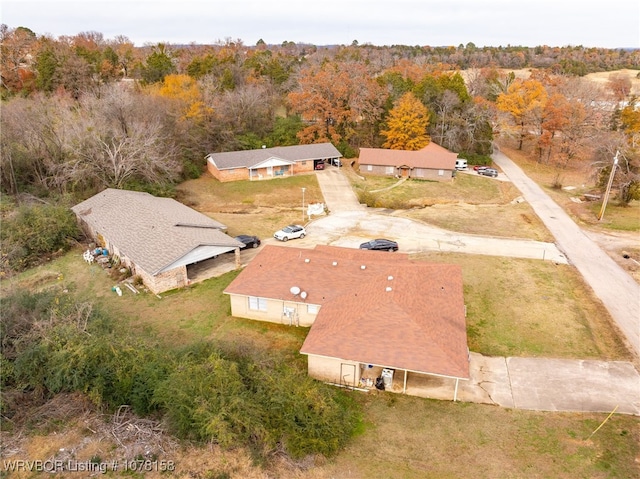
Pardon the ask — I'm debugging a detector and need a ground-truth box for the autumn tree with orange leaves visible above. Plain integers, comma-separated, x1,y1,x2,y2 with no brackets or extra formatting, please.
381,92,430,150
496,79,547,150
156,74,211,122
287,61,385,147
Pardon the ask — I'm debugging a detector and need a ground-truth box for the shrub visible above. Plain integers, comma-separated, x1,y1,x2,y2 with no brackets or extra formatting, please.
0,203,81,272
4,291,361,460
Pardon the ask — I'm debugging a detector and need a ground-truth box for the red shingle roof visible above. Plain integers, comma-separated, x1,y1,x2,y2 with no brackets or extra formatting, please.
225,245,469,379
358,142,458,170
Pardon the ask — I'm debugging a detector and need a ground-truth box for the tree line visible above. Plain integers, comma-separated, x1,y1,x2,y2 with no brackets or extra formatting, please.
1,24,638,215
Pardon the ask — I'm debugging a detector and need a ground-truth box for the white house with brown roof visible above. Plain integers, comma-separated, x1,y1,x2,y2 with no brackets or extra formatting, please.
206,143,342,182
224,244,470,400
358,142,458,181
72,189,244,294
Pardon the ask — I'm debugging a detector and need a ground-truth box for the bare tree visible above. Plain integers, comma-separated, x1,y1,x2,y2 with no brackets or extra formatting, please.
72,85,181,188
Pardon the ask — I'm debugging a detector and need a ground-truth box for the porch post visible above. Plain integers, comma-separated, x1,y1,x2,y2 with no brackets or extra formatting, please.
403,370,408,394
234,248,241,269
453,378,459,402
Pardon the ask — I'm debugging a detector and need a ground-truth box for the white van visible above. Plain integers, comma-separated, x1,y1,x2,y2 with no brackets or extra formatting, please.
455,159,468,170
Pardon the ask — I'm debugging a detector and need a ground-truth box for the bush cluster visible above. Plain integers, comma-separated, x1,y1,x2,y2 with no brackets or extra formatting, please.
1,290,361,459
0,203,81,273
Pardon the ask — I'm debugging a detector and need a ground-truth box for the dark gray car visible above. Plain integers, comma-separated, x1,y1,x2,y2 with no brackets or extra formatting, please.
359,239,399,251
479,168,498,178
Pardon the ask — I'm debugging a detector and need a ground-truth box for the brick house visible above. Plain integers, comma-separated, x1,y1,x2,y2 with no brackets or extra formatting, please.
206,143,342,182
358,142,458,181
72,189,244,294
224,244,470,399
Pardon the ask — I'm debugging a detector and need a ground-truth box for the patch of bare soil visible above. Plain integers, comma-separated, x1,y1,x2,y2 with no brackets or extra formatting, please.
1,393,182,478
1,393,318,479
584,229,640,283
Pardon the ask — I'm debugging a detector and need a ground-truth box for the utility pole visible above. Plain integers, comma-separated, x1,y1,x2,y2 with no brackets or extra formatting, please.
597,150,620,221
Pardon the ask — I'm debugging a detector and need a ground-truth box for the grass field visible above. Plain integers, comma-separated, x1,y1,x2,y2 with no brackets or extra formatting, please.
4,245,638,479
3,159,639,478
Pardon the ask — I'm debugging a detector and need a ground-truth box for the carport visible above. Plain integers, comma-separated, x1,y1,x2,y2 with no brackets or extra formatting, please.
357,363,468,401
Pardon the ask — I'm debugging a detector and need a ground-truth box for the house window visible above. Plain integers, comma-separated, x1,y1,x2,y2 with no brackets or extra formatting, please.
385,166,394,175
367,165,373,171
248,296,267,311
307,304,319,314
438,169,444,176
415,168,424,178
301,161,306,165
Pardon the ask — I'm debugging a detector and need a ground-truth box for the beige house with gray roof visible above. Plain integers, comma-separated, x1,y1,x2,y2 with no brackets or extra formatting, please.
72,189,244,294
206,143,342,182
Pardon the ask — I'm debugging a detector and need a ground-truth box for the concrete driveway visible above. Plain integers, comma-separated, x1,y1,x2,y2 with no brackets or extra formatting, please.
282,167,568,263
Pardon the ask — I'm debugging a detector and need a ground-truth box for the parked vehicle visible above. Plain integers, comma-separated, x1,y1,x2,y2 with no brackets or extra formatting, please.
314,161,325,170
328,158,342,167
479,168,498,177
455,159,468,170
474,165,487,172
274,225,306,241
359,239,399,252
235,235,261,249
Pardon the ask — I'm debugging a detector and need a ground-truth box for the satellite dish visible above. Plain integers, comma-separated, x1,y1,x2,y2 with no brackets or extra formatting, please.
290,286,300,295
300,291,307,299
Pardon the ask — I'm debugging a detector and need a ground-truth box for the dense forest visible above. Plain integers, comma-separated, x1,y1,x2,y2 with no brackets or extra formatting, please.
2,24,639,271
1,25,640,463
1,24,639,202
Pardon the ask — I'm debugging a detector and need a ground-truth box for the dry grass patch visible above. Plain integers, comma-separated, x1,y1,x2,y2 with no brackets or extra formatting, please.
411,251,632,361
175,173,323,239
313,395,640,479
348,169,555,240
399,201,553,241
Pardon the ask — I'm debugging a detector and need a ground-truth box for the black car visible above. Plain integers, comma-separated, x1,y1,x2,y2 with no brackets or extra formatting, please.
359,239,399,252
235,235,261,249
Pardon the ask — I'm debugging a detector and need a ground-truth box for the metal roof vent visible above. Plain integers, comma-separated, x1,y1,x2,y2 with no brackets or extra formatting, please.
300,291,307,299
332,261,338,266
388,275,394,280
304,258,310,263
361,265,366,270
385,286,393,292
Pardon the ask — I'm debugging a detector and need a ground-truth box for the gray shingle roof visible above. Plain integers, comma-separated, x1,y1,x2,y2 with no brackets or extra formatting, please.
207,143,342,170
72,189,242,275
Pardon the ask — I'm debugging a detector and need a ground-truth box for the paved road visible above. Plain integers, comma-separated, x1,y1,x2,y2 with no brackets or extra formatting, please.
492,149,640,358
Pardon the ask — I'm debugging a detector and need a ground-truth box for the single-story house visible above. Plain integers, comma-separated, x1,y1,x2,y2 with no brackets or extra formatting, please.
206,142,342,182
72,188,244,294
224,244,470,399
358,142,458,181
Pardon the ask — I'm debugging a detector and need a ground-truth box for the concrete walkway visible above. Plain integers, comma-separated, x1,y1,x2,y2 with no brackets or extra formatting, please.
310,165,640,416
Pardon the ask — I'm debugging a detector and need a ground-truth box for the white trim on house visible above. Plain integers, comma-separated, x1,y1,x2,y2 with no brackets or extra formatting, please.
157,244,237,274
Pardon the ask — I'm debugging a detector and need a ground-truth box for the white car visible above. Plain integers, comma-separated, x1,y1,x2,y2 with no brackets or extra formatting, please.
274,224,306,241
